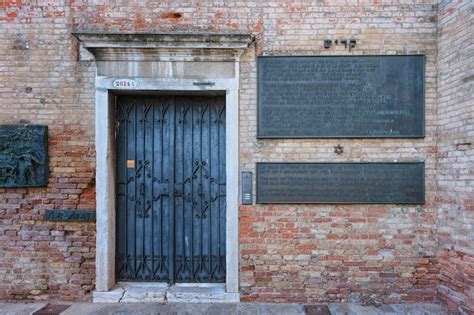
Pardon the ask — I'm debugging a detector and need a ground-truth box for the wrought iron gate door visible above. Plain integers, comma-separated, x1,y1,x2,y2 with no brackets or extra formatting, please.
115,95,226,283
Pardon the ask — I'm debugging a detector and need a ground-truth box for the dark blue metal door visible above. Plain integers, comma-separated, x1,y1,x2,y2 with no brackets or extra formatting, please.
115,94,226,283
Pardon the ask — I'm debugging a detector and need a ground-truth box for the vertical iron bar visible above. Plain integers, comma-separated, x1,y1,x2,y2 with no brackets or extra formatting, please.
199,102,204,281
191,102,195,281
151,102,155,280
169,98,176,284
125,100,130,278
181,103,186,280
208,102,212,279
160,102,166,280
133,102,137,277
160,101,164,280
142,103,146,279
118,97,128,279
217,100,221,278
125,99,128,278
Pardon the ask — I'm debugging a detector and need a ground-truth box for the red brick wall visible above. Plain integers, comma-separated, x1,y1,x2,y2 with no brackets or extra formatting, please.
0,0,97,300
0,0,459,304
237,1,439,304
436,1,474,313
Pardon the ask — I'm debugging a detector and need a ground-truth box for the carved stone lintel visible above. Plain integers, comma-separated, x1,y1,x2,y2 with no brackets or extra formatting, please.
72,32,255,62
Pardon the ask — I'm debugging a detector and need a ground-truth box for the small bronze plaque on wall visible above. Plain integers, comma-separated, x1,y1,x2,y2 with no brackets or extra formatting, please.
257,55,425,138
45,210,96,222
0,125,48,187
256,162,424,204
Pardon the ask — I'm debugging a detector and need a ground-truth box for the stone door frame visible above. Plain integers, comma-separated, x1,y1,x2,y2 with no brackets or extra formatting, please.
73,33,254,301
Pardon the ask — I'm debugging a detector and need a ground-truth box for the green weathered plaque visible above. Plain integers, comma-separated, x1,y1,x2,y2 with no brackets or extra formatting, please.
45,210,96,222
0,125,48,187
256,162,425,204
258,55,425,138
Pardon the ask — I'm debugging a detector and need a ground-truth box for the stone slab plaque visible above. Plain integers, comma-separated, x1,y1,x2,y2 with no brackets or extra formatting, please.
256,162,424,204
45,210,96,222
0,125,48,187
258,55,425,138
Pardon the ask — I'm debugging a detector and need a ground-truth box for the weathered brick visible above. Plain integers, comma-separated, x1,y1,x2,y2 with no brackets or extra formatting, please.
435,0,474,313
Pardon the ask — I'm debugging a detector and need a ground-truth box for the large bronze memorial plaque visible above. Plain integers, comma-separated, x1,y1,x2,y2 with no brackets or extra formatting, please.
256,162,424,204
0,125,48,187
257,55,424,138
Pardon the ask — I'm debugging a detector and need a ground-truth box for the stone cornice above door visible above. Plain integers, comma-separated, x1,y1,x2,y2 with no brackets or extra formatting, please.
72,32,255,62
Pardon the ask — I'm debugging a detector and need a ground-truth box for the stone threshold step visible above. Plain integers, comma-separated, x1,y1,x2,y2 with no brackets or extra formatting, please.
92,282,240,303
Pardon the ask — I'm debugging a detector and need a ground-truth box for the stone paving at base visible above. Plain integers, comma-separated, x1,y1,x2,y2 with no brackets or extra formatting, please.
0,302,448,315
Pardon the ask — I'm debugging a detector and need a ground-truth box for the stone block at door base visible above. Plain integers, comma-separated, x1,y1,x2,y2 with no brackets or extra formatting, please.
120,282,168,303
92,287,125,303
167,284,239,303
